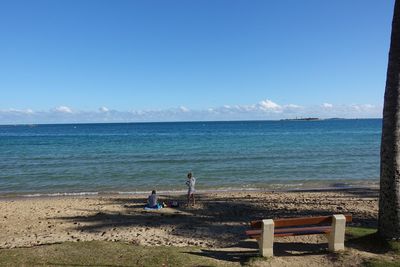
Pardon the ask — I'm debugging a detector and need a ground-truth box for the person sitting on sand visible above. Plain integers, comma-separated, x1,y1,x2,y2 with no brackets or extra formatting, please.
146,190,159,208
186,172,196,206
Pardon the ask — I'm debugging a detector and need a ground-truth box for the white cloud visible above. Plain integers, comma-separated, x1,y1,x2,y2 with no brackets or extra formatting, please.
99,106,109,112
285,104,302,109
4,108,35,115
258,99,281,111
54,106,73,113
322,103,333,108
0,100,383,124
179,106,190,112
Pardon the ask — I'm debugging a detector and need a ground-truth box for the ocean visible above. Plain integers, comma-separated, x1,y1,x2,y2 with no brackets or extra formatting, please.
0,119,381,196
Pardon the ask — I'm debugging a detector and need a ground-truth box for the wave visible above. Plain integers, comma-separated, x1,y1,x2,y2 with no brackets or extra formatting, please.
21,192,99,197
2,182,378,199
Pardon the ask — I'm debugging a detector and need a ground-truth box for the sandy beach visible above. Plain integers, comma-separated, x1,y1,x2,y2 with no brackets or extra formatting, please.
0,188,378,250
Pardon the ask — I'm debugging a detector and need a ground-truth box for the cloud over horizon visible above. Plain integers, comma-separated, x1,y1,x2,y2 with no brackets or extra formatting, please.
0,99,382,124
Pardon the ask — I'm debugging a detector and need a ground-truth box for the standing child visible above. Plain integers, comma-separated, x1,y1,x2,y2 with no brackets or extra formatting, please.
186,172,196,206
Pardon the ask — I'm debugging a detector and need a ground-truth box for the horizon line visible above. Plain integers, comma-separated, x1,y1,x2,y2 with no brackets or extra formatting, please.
0,117,383,127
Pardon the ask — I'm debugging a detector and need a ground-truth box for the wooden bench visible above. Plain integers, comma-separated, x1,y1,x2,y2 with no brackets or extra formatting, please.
245,214,352,257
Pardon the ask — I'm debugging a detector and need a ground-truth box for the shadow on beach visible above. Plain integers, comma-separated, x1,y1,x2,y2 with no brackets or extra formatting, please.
50,188,379,262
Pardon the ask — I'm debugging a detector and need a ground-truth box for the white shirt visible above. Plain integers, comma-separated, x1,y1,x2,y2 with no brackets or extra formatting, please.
186,177,196,192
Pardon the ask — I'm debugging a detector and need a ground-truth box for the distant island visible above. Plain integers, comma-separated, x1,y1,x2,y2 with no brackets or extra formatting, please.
280,117,349,121
280,117,320,121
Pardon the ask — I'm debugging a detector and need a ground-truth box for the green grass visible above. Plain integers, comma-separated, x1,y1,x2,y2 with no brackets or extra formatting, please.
346,227,400,267
0,241,235,267
363,259,400,267
1,228,399,267
346,227,378,239
346,227,400,252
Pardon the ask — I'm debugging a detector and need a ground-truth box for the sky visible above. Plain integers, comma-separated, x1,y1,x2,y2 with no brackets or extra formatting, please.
0,0,395,124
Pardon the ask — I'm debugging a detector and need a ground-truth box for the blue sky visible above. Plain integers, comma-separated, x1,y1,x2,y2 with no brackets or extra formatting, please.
0,0,395,123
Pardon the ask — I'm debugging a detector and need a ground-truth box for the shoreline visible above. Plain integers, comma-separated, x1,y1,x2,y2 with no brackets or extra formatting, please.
0,183,379,200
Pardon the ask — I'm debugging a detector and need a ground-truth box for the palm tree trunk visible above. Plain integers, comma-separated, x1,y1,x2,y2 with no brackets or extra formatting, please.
379,0,400,239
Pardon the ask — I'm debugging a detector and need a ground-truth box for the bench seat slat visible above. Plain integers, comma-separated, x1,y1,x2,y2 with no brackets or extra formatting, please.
250,214,352,229
245,226,332,239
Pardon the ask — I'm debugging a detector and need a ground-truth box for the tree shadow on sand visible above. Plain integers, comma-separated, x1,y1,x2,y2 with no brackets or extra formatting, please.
185,240,330,264
51,190,379,262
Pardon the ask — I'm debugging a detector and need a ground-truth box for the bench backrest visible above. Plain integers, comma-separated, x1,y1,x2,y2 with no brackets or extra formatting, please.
250,214,352,229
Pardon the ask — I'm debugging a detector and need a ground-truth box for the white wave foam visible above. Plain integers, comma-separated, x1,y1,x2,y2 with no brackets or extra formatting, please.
22,192,98,197
117,190,187,195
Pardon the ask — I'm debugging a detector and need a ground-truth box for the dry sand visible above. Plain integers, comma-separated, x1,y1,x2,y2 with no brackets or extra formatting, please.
0,188,378,249
0,188,380,266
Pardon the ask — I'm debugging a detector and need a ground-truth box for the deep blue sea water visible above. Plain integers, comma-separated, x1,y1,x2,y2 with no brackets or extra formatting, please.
0,119,381,196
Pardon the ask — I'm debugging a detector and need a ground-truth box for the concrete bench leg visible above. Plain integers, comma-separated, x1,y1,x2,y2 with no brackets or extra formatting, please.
260,219,274,257
328,214,346,252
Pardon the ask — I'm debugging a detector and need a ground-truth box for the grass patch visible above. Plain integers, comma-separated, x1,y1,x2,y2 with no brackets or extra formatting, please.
1,229,399,267
242,255,272,266
346,227,400,254
0,241,236,267
363,258,400,267
346,227,377,239
346,227,400,267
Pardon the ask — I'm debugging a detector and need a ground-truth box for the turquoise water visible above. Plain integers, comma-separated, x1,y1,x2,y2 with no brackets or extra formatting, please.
0,119,381,195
